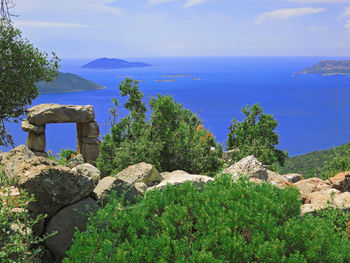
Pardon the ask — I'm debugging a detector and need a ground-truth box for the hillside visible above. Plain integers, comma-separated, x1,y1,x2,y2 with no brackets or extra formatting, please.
299,60,350,75
36,72,105,94
81,57,151,69
279,142,350,177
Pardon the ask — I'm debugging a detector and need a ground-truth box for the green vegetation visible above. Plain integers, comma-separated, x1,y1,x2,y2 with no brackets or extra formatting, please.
280,142,350,179
65,175,350,263
0,168,53,262
47,148,78,166
97,78,223,177
0,21,59,147
299,60,350,75
36,72,104,94
226,103,287,166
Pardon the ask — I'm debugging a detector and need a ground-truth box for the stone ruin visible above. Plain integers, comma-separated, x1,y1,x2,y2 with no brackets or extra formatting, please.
21,103,100,163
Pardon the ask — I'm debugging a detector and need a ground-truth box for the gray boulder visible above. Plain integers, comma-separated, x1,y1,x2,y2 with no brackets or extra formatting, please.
283,173,303,183
44,198,99,262
0,145,35,183
17,157,94,217
26,103,95,125
222,155,268,181
115,162,162,187
72,163,100,184
66,154,84,169
148,170,214,191
93,176,142,206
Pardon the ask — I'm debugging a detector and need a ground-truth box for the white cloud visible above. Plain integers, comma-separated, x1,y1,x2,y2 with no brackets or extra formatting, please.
257,7,325,24
340,7,350,17
288,0,350,2
15,21,87,28
149,0,178,4
185,0,209,7
148,0,208,7
345,19,350,28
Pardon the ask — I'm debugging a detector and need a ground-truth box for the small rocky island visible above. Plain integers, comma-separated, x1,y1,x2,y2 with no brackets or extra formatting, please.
36,72,105,94
299,60,350,75
82,57,151,69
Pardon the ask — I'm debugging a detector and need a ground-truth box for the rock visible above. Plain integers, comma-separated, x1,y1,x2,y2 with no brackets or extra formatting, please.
266,170,288,183
66,154,84,169
327,171,350,192
26,133,46,152
44,198,99,262
26,103,95,125
301,204,320,215
17,157,94,217
72,163,100,184
306,191,335,207
93,176,142,206
284,173,303,183
334,192,350,210
79,138,100,164
21,120,45,135
115,162,162,187
0,145,35,183
76,121,99,137
222,155,268,181
32,151,48,158
148,170,214,191
0,186,21,207
134,182,147,195
294,177,324,195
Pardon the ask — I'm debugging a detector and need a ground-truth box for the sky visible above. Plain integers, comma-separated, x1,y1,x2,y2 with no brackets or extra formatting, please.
8,0,350,58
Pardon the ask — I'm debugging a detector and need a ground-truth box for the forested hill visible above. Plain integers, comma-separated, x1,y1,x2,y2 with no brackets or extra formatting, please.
299,60,350,75
280,142,350,177
36,72,105,94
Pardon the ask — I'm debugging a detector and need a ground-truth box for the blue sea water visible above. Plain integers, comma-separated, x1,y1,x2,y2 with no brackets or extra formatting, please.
2,57,350,157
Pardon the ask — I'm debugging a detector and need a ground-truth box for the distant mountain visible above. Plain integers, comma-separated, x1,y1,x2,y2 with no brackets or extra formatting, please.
299,60,350,75
36,72,105,94
81,58,152,69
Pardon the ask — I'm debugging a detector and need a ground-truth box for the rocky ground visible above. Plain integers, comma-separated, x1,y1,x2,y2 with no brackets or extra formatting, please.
0,146,349,262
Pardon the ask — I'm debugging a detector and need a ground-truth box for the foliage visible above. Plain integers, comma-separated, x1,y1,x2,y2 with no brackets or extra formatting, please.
65,175,349,263
97,78,223,177
226,103,287,166
0,21,60,147
0,167,53,262
47,148,77,166
280,142,350,178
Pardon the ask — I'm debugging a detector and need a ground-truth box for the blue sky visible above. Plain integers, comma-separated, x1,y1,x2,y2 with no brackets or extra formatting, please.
10,0,350,58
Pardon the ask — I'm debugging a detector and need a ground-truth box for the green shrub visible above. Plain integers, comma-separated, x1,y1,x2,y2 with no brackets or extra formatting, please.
226,103,287,166
97,79,223,177
0,167,52,262
64,175,349,263
320,149,350,179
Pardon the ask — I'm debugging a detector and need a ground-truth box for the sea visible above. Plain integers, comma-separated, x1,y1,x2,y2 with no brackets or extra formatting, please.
2,56,350,157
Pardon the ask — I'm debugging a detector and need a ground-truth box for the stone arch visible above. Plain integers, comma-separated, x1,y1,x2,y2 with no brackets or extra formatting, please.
21,103,100,164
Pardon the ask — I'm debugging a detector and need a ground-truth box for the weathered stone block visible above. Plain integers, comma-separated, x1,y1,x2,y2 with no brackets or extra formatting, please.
21,120,45,135
81,142,100,164
26,104,95,125
27,133,46,152
77,121,99,137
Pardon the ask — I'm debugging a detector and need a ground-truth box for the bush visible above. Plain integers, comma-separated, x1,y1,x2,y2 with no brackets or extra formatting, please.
226,104,287,166
47,148,77,166
320,148,350,179
97,79,223,177
64,175,349,263
0,167,52,262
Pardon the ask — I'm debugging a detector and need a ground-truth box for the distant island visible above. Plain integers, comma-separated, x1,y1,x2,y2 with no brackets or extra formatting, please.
82,58,152,69
36,72,105,94
299,60,350,75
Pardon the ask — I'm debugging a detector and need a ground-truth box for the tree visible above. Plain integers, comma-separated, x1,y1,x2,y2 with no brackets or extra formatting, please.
226,103,287,166
97,78,223,177
0,21,60,146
